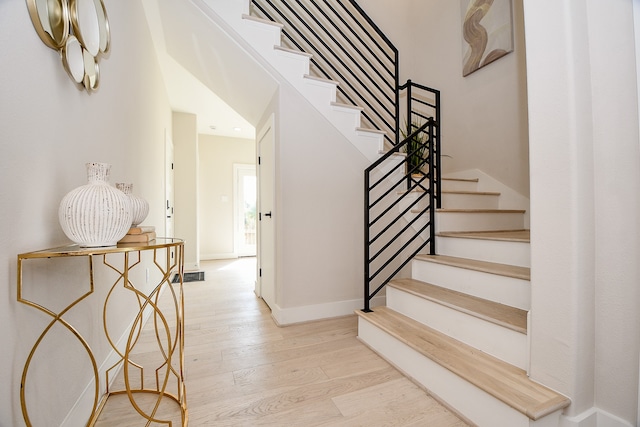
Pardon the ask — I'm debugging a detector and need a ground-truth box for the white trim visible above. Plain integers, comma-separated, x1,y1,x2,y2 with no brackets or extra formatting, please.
269,295,386,326
233,163,257,257
256,114,276,307
560,407,633,427
200,252,237,260
635,0,640,156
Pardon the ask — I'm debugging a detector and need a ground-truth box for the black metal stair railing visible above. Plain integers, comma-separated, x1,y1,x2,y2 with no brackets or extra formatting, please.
399,80,442,207
250,0,399,146
249,0,442,311
363,117,438,312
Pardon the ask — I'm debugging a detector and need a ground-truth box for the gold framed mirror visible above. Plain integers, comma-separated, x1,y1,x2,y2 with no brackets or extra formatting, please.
26,0,109,92
26,0,70,49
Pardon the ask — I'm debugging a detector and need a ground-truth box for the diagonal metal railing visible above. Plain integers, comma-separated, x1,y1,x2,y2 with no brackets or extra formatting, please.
364,117,439,312
251,0,399,147
250,0,442,311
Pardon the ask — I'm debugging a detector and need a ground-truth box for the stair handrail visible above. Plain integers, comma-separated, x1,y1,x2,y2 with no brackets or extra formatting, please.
364,118,437,312
251,0,399,146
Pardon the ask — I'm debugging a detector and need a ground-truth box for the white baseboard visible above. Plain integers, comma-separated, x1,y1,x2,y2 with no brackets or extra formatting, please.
270,295,386,326
200,252,238,261
561,407,634,427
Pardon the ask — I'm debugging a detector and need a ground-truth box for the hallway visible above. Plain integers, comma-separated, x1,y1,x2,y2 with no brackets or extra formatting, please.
98,258,468,426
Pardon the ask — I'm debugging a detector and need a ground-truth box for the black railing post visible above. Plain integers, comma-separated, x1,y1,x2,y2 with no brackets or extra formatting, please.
428,118,437,255
364,169,371,312
405,80,413,190
406,79,412,125
394,60,400,146
435,90,442,208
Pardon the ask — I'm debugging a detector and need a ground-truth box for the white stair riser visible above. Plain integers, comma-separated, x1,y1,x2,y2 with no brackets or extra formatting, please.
374,155,405,179
441,180,478,192
436,211,524,232
441,192,500,209
387,286,528,369
270,49,311,79
241,18,283,52
437,236,531,268
298,77,337,105
326,105,363,132
358,318,561,427
402,192,499,211
352,131,385,161
205,1,249,22
412,260,530,310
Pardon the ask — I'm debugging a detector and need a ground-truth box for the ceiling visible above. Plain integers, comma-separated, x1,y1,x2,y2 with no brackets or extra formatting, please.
142,0,256,140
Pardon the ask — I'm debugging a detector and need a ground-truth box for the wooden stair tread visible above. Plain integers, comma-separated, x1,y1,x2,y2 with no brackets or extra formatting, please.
437,208,526,213
358,127,387,135
241,14,284,28
441,190,500,196
389,278,527,333
398,190,500,196
331,101,363,112
438,229,530,243
274,45,312,57
303,74,338,86
442,177,479,183
357,307,570,420
414,254,530,280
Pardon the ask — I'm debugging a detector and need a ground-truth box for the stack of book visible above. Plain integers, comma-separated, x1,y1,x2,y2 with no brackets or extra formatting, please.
118,225,156,244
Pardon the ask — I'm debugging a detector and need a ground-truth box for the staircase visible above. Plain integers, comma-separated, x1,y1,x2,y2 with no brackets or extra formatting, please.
357,176,570,426
177,1,571,424
194,0,386,162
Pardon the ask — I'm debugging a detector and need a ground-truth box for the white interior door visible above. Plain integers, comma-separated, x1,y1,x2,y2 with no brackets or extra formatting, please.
165,129,175,238
234,164,257,257
257,116,275,309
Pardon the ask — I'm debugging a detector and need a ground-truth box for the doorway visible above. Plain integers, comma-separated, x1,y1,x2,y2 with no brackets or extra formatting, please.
234,164,257,257
256,115,275,309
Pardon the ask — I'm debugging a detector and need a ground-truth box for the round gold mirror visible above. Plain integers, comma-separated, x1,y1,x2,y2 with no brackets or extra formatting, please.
69,0,100,57
26,0,70,49
83,49,100,90
26,0,109,92
94,0,110,54
61,35,85,84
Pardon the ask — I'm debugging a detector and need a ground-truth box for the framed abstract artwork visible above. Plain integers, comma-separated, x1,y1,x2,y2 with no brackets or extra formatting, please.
461,0,514,76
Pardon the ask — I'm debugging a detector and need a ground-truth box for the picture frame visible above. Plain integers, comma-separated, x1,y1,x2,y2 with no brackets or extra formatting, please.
461,0,514,76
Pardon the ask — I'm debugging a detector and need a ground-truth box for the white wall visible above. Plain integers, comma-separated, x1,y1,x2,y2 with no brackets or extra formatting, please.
267,83,372,324
199,134,255,259
357,0,530,198
173,112,200,270
0,1,172,425
525,0,640,425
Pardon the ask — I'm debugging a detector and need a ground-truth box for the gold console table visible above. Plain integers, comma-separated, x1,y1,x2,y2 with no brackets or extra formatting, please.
17,238,188,426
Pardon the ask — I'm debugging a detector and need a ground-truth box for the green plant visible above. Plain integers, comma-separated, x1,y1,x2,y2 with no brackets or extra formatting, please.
401,119,429,175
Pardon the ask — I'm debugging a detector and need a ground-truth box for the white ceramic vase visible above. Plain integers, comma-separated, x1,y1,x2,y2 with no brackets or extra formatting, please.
59,162,133,247
116,183,149,227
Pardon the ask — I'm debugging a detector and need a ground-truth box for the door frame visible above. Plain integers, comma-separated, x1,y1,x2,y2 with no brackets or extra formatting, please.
256,114,276,306
233,163,257,257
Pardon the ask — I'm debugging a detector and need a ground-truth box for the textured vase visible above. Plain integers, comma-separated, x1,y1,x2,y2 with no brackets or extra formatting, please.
58,163,133,247
116,183,149,227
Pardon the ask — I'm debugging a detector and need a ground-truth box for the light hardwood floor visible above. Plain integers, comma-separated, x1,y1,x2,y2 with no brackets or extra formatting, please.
96,258,469,426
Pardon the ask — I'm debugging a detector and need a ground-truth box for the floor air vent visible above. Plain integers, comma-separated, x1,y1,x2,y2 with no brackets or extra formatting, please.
172,272,205,283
